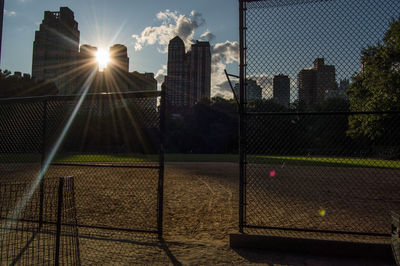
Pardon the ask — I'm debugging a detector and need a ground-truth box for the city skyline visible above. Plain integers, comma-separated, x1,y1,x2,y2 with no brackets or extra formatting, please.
1,0,399,100
0,0,239,98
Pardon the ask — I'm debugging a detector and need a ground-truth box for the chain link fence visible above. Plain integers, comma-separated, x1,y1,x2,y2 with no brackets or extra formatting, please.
0,90,164,239
239,0,400,240
0,177,80,265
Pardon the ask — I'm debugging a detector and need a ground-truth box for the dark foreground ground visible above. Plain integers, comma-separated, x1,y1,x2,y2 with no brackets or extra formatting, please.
1,162,397,265
78,162,396,265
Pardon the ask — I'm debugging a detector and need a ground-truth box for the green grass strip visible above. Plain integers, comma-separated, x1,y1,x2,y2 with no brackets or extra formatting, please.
251,155,400,169
1,153,398,169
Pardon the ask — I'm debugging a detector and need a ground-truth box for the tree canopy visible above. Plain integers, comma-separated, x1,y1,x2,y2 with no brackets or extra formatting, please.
346,17,400,141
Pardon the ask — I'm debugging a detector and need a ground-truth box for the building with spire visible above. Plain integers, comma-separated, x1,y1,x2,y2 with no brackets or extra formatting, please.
165,36,190,109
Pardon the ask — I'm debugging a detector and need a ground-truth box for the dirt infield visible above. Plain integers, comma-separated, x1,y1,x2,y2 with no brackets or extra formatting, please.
1,162,398,264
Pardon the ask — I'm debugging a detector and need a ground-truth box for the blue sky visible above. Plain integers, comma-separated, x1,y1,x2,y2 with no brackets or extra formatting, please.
1,0,239,96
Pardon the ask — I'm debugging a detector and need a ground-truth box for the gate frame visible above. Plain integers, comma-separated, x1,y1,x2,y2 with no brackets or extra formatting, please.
238,0,247,234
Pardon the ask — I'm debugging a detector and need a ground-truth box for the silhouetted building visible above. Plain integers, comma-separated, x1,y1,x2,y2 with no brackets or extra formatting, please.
0,71,58,98
106,44,129,91
109,44,129,73
165,36,211,111
127,71,157,92
190,41,211,105
273,74,290,107
298,58,337,105
326,78,349,99
76,44,156,94
32,7,80,95
166,36,190,109
75,44,97,92
79,44,97,65
233,79,262,101
0,0,4,64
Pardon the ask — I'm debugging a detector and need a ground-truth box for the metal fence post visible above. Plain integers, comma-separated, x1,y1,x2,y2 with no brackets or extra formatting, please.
39,99,48,229
239,0,247,233
55,177,64,266
157,85,166,238
70,177,81,265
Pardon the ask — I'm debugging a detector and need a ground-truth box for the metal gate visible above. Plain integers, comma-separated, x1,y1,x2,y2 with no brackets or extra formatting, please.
0,90,165,237
239,0,400,239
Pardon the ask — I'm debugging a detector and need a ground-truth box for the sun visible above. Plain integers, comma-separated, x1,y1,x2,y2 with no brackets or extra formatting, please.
96,48,110,71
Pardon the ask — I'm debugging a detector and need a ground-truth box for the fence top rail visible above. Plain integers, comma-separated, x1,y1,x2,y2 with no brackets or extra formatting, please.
246,110,400,116
0,90,161,104
241,0,334,8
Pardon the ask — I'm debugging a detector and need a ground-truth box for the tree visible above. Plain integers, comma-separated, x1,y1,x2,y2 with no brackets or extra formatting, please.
0,70,58,98
347,17,400,142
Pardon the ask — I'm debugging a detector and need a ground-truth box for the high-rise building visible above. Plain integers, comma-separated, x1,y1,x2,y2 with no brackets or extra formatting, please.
165,37,211,111
190,41,211,105
76,44,98,93
106,44,129,92
0,0,4,64
109,44,129,73
78,44,97,73
32,7,80,95
166,36,190,109
273,74,290,107
233,79,262,101
298,58,337,105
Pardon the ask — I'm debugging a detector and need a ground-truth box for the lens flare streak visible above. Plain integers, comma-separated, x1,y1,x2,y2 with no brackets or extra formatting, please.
1,69,97,235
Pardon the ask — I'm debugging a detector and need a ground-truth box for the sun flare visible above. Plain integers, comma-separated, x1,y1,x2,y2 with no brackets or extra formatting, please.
96,48,110,71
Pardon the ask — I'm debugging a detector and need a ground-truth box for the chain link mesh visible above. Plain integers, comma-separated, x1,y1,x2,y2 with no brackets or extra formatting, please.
241,0,400,238
0,177,80,265
0,91,162,236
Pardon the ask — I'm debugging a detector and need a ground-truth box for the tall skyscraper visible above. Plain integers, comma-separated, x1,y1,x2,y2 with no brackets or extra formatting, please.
273,74,290,107
165,36,211,111
166,36,190,109
32,7,80,95
298,58,336,105
109,44,129,73
79,44,97,70
75,44,97,93
0,0,4,65
190,41,211,106
107,44,129,92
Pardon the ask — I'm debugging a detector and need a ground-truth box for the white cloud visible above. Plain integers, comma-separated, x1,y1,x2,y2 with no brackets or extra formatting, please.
4,10,17,17
154,65,167,86
200,30,216,42
210,41,239,98
132,9,206,53
212,41,239,64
